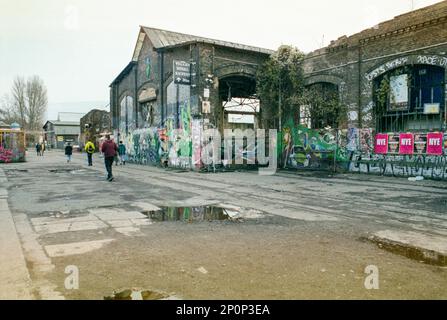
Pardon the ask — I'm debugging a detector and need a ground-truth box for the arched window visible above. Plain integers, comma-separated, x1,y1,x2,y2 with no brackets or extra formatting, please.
302,82,340,129
374,65,445,132
119,95,134,134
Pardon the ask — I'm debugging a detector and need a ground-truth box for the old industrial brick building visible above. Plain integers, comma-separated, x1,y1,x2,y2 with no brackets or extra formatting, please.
303,1,447,132
110,26,272,166
80,109,111,149
110,2,447,177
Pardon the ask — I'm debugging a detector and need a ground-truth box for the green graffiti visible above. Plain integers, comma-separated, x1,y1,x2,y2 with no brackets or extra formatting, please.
145,57,151,79
280,119,348,168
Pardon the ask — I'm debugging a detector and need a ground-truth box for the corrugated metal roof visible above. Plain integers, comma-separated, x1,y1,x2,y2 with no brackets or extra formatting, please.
141,26,274,55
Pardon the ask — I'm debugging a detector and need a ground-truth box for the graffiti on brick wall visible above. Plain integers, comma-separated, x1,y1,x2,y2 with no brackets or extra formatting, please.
119,100,194,169
349,154,447,180
279,121,447,179
280,119,348,169
349,132,447,180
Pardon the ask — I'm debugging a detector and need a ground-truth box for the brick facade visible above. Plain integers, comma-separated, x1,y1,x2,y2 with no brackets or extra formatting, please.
303,1,447,131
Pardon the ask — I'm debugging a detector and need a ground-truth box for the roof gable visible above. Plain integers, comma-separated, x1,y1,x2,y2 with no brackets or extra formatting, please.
133,26,274,57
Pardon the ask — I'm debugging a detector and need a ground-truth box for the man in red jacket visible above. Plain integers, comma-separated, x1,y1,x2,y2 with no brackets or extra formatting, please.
101,135,118,182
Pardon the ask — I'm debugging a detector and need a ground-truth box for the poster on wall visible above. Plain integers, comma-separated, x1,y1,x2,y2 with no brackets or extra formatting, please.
347,128,359,152
359,129,374,154
399,133,414,155
426,132,444,155
413,134,427,154
388,134,400,154
374,133,389,154
389,74,409,111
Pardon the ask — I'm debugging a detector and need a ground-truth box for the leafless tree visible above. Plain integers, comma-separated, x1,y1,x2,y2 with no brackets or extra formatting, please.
26,76,48,131
0,76,48,130
0,94,20,124
12,77,27,129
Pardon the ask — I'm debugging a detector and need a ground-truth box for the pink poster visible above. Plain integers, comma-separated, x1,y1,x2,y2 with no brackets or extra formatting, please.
399,133,414,155
426,132,443,155
374,134,388,154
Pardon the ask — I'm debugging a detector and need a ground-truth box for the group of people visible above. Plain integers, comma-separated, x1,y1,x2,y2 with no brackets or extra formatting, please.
63,136,126,182
35,142,46,156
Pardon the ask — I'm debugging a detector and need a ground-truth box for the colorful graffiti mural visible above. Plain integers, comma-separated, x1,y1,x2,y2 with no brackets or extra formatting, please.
279,119,348,170
279,119,446,179
119,100,195,169
0,129,26,163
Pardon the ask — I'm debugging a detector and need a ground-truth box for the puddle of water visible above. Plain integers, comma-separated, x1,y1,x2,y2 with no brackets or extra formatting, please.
144,206,237,222
104,289,167,300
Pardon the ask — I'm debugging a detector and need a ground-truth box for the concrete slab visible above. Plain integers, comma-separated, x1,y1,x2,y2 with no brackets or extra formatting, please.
34,223,71,234
368,230,447,266
107,219,135,228
45,239,115,258
133,202,161,212
130,218,153,226
0,188,7,199
95,211,147,221
0,189,33,299
31,215,99,226
114,227,144,237
69,221,108,232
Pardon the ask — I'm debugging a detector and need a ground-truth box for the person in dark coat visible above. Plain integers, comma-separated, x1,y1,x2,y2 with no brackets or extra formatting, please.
118,141,127,165
36,143,41,156
65,143,73,163
101,135,118,182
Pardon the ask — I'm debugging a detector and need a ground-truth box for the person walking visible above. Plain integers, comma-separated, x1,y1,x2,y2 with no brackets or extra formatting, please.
65,142,73,163
101,135,118,182
118,141,127,165
40,142,45,157
84,140,95,166
35,143,41,156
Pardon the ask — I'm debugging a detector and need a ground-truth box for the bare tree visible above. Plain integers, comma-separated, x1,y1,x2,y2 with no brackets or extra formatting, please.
2,76,48,130
11,77,27,129
26,76,48,131
0,94,20,124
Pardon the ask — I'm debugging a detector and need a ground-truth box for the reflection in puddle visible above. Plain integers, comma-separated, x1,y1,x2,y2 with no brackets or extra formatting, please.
145,206,239,222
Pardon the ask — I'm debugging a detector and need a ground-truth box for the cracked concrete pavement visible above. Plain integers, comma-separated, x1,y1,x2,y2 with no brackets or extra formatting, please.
1,150,446,299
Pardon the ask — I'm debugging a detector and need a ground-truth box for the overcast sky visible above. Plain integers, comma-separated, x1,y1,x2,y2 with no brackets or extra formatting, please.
0,0,443,119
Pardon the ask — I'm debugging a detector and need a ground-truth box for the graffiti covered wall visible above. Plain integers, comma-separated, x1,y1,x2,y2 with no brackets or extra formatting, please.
280,119,348,170
349,132,447,180
280,120,447,180
118,91,199,169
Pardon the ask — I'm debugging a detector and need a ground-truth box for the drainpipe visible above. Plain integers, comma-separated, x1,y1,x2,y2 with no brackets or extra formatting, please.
358,44,362,128
135,62,138,129
160,51,165,125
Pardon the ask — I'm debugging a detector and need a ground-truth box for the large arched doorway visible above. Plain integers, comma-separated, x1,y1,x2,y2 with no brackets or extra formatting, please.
302,82,341,129
119,95,134,134
373,64,445,132
218,75,259,131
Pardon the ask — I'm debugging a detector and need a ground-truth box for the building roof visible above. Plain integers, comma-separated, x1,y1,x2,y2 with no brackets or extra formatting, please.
112,27,274,86
44,120,80,128
132,26,274,61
